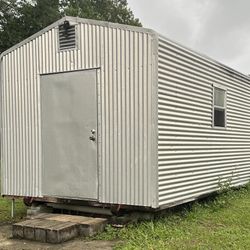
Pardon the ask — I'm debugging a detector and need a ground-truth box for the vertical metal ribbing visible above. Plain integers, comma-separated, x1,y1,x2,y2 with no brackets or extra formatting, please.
35,37,40,195
14,49,19,195
4,55,8,194
8,53,12,193
125,29,130,204
31,42,35,195
18,47,23,195
1,57,8,192
117,28,122,203
26,44,31,195
118,28,122,202
129,30,135,204
96,25,155,206
1,57,5,193
30,41,34,195
133,31,138,205
1,20,155,207
111,27,116,202
102,26,109,201
99,25,104,201
143,33,148,205
23,45,28,195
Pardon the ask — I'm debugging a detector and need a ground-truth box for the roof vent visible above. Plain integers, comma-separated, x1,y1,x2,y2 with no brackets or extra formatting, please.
59,21,76,51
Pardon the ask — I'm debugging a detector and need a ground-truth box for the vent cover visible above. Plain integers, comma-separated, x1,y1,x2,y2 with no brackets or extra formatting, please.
58,22,76,51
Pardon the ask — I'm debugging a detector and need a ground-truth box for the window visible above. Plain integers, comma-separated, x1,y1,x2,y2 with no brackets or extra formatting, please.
213,85,226,128
58,21,76,51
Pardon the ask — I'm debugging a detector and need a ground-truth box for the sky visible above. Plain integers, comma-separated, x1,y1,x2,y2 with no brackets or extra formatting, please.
127,0,250,75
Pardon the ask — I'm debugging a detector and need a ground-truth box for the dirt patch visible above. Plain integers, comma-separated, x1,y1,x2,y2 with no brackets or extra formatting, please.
0,224,115,250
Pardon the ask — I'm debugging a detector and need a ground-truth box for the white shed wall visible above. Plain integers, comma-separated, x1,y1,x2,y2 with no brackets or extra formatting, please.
158,35,250,207
0,17,158,207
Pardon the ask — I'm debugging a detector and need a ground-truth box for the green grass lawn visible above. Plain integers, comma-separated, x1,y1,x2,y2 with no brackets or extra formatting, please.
96,183,250,250
0,185,249,249
0,197,26,224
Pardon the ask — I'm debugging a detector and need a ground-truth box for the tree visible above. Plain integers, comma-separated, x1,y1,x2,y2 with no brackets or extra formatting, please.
61,0,141,26
0,0,141,54
0,0,61,53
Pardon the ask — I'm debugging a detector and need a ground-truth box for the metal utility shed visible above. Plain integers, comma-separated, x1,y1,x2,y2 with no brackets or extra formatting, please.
1,16,250,211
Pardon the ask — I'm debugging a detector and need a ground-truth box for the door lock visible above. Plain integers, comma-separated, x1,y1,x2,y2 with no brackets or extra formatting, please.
89,135,96,141
89,129,96,141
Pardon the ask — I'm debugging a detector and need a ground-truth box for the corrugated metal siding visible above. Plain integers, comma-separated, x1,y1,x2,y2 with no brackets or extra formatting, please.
158,36,250,207
99,26,155,206
1,18,156,207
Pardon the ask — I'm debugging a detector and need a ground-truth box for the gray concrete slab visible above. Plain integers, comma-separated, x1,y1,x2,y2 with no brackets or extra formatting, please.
12,213,108,243
1,224,116,250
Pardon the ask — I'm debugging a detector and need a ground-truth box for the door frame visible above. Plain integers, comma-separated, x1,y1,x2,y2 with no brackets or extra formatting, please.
40,68,101,201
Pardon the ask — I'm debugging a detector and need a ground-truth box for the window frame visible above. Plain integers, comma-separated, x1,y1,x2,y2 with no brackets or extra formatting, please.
212,83,227,129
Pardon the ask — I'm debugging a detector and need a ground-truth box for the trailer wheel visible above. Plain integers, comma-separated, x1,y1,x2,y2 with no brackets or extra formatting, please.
111,204,122,216
23,197,34,206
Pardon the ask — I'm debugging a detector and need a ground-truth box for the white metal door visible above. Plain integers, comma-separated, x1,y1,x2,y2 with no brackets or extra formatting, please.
41,70,98,200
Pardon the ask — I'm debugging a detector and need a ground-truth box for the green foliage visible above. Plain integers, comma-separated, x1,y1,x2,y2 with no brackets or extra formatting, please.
0,0,61,53
217,173,235,194
95,183,250,249
61,0,141,26
0,198,26,223
0,0,141,54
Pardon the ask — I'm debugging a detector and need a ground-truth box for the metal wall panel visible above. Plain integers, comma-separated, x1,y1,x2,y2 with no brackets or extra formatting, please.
158,35,250,207
98,26,155,206
0,17,157,207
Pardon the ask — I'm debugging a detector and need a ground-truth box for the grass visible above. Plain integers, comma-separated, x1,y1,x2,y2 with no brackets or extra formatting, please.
95,183,250,250
0,197,27,224
0,185,249,249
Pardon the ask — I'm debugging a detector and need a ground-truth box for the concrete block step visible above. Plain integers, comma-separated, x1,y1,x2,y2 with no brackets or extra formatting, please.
13,213,108,243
